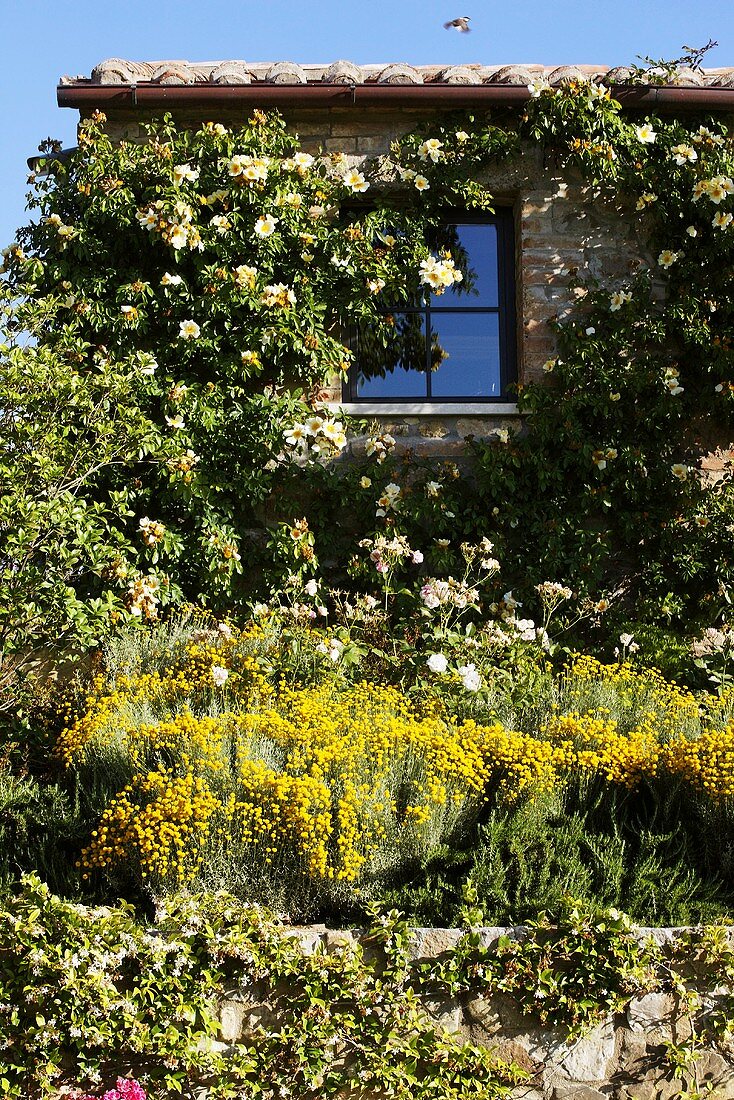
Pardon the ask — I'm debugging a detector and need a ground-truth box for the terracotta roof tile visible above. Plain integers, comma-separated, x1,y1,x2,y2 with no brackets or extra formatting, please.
59,58,734,88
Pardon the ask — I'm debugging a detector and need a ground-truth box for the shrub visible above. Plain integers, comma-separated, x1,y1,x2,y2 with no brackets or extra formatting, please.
4,86,734,662
47,618,734,923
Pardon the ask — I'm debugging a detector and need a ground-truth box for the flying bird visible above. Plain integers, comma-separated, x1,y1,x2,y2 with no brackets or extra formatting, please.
444,16,471,31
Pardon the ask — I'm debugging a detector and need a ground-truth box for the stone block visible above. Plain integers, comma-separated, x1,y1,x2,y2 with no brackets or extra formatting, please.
523,269,572,286
552,1086,607,1100
632,927,684,950
521,234,587,250
424,997,464,1033
520,216,547,235
357,134,392,153
490,1037,544,1076
522,298,558,323
521,198,553,216
380,421,412,435
695,1050,734,1095
524,318,554,338
456,418,503,438
324,137,358,152
477,926,526,948
627,992,676,1035
464,994,502,1040
612,1046,734,1100
614,1026,649,1065
219,998,247,1042
322,929,359,951
523,247,588,266
417,421,449,438
289,120,331,137
511,1024,569,1075
465,991,529,1038
410,927,465,959
284,927,326,955
554,1018,617,1082
330,121,365,137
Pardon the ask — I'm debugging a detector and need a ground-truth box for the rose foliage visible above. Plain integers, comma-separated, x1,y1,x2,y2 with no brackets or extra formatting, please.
1,86,734,690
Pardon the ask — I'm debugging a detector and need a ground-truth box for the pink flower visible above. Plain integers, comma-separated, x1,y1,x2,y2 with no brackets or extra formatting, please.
85,1082,146,1100
116,1082,147,1100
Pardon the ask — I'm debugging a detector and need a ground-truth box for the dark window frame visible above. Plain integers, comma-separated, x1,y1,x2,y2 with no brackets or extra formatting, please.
345,208,517,404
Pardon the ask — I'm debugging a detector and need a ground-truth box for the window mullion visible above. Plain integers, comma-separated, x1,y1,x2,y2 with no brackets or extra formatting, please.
425,297,432,400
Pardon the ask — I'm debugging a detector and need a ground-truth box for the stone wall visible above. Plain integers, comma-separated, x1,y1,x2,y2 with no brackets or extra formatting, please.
95,105,647,449
217,924,734,1100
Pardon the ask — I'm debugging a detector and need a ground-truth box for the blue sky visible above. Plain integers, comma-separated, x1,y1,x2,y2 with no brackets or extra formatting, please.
1,0,734,247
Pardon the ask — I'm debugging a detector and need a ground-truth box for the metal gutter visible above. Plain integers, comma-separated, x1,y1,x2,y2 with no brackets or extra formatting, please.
57,82,734,112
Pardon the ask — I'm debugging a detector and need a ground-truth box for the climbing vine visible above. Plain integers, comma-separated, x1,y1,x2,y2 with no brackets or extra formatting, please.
4,875,734,1099
2,77,734,659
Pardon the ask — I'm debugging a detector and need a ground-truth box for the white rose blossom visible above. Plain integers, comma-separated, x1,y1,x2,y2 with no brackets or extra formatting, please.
458,663,482,692
179,319,200,340
426,653,449,674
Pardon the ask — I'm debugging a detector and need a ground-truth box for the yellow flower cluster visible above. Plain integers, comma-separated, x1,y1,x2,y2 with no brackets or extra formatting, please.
472,721,560,802
663,721,734,800
70,676,495,886
56,624,271,765
540,712,660,788
81,768,219,880
226,681,492,881
563,655,701,738
65,646,734,890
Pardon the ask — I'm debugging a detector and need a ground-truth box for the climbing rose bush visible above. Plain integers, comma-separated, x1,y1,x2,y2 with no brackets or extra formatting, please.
2,79,734,673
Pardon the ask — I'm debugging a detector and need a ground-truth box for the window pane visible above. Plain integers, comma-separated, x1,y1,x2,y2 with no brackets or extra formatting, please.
432,223,499,307
355,312,428,398
429,312,501,398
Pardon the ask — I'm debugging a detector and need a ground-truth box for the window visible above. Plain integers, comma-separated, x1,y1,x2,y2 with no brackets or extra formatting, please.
346,211,516,404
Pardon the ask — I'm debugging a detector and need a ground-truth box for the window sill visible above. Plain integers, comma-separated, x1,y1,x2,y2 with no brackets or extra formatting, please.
327,402,521,416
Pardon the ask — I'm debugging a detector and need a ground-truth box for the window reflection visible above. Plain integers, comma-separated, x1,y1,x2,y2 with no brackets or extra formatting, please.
432,223,499,307
430,313,500,398
355,313,427,398
352,215,511,401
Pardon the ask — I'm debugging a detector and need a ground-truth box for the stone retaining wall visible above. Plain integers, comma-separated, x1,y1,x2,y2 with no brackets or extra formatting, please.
218,925,734,1100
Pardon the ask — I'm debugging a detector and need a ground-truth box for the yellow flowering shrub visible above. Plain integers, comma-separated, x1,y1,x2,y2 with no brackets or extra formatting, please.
703,684,734,730
69,672,498,889
55,622,273,766
561,656,701,739
540,712,660,788
473,722,561,802
662,720,734,800
61,638,734,900
83,769,219,880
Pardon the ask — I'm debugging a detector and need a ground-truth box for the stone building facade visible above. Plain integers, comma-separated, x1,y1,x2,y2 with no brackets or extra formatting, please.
58,59,734,457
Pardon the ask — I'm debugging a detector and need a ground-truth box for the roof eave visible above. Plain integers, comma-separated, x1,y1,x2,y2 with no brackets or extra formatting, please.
57,82,734,112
